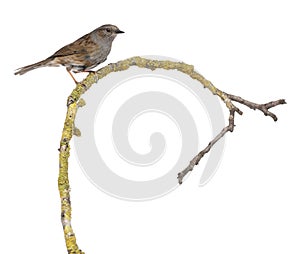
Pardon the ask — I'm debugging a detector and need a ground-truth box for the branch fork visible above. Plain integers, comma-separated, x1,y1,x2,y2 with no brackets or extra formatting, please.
177,93,286,184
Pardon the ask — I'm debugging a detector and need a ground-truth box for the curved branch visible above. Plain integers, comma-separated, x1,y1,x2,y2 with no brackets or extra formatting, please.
58,56,286,253
58,103,84,254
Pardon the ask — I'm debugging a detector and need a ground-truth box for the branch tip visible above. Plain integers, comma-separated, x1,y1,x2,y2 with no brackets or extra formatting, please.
77,98,86,108
177,95,284,184
73,127,81,137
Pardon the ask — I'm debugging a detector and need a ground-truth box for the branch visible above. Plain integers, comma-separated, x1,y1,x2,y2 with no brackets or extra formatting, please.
225,93,286,121
67,57,236,110
58,102,85,254
178,109,237,184
58,56,286,253
60,57,234,253
177,96,286,184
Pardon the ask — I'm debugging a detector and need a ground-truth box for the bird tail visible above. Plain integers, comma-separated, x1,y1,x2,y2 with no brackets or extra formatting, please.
14,58,54,75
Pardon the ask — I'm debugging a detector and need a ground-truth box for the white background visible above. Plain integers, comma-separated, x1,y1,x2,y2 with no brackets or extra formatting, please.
1,0,300,253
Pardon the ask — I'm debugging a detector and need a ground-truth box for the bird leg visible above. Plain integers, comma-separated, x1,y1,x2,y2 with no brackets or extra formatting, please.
66,68,99,84
66,69,79,84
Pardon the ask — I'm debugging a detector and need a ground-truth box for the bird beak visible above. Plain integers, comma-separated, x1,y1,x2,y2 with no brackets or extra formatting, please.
116,30,125,34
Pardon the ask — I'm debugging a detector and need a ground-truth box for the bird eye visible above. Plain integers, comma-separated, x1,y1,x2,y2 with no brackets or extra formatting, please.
106,28,111,33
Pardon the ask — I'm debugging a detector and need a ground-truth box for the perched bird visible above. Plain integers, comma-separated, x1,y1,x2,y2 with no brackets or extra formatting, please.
14,24,124,83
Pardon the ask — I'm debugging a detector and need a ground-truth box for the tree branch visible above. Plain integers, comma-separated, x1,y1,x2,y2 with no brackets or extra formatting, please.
58,56,286,253
225,93,286,121
178,109,236,184
177,95,286,184
58,102,84,254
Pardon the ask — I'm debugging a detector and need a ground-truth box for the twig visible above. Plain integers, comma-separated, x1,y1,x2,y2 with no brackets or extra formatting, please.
225,93,286,121
177,96,286,184
178,109,236,184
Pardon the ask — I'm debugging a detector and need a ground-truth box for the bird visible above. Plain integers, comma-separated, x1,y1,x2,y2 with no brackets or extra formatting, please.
14,24,124,83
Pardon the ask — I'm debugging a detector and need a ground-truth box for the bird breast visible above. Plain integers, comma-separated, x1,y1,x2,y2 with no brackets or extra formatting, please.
88,33,112,62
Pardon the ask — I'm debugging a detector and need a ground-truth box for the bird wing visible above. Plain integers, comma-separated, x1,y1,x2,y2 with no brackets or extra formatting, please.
50,33,91,58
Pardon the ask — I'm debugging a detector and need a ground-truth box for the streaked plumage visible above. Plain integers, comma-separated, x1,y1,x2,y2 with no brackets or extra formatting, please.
14,24,124,82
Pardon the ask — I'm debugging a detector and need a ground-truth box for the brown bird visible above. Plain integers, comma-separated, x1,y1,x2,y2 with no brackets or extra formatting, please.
14,24,124,83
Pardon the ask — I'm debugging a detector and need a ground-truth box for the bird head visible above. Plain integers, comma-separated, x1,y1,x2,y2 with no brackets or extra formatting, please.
98,24,124,40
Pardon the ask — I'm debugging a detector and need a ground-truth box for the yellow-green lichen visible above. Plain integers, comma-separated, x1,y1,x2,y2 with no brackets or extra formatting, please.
58,57,233,253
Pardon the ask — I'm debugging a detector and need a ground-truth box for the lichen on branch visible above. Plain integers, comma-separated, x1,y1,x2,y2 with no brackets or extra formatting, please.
58,56,285,253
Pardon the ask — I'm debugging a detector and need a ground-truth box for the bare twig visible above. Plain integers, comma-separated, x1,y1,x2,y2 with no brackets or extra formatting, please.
225,93,286,121
177,96,286,184
178,109,237,184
